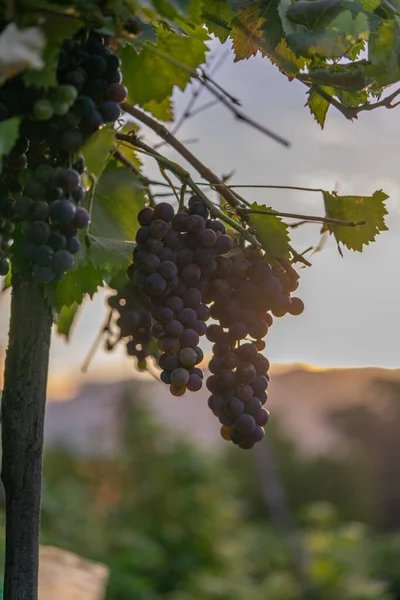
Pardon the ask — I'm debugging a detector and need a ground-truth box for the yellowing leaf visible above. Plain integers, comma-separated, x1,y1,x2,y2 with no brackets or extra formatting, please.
0,117,20,174
248,202,290,258
81,126,116,180
323,190,388,252
231,7,266,61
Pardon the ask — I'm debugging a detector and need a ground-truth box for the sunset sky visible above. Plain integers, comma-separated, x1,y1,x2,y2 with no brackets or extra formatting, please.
1,36,400,396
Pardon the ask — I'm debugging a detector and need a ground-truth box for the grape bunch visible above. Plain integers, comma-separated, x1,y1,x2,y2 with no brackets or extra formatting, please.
111,195,305,449
0,30,127,282
107,280,153,370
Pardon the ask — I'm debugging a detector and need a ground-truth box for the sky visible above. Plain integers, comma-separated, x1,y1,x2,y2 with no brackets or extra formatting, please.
1,36,400,394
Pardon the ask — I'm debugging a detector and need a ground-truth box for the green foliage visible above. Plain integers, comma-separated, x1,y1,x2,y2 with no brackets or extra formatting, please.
35,391,396,600
0,118,20,174
119,23,209,109
248,203,290,258
323,190,388,252
81,127,117,180
56,302,80,338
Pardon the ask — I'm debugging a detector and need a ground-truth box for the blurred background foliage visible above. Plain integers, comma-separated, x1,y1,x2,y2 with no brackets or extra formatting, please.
0,382,399,600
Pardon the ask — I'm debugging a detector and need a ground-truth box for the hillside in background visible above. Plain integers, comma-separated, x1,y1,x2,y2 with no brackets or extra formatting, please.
44,364,400,456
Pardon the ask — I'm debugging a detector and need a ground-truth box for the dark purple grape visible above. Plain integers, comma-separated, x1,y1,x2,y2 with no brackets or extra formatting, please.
28,200,49,222
237,343,258,363
208,394,225,416
289,297,305,316
48,232,67,251
256,408,269,426
106,83,128,103
181,263,201,284
236,362,257,384
237,384,254,402
53,250,74,272
196,304,210,321
235,414,256,435
178,307,197,327
198,228,217,247
157,247,176,262
164,230,183,249
193,320,207,336
218,369,236,389
151,322,165,339
50,199,76,223
158,260,177,279
165,296,184,313
188,201,209,219
145,238,163,254
153,202,174,222
254,354,270,375
179,347,198,367
207,219,226,234
136,227,149,244
73,207,90,229
100,101,121,122
149,219,169,238
215,234,233,255
183,287,202,309
228,321,248,341
60,130,84,153
251,375,269,395
165,319,184,337
164,354,180,371
244,397,262,417
34,245,54,266
146,273,167,295
138,207,154,226
172,212,189,231
25,221,51,245
160,370,172,384
226,397,245,418
162,337,181,354
54,168,80,192
137,253,160,274
187,374,202,392
206,324,224,343
33,265,55,283
180,328,199,348
72,185,86,203
171,368,189,387
223,352,240,369
186,214,205,234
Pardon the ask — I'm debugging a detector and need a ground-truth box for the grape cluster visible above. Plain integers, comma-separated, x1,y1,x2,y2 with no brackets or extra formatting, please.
115,196,305,449
129,198,232,395
107,281,153,370
0,30,127,282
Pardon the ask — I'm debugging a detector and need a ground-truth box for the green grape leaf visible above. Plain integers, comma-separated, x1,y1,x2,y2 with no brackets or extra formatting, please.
86,234,134,272
323,190,388,251
23,16,81,88
81,126,117,180
286,0,346,30
0,117,20,174
90,162,146,241
56,302,80,339
119,24,209,108
202,0,232,42
144,96,174,121
1,265,12,292
231,7,267,60
288,10,370,58
367,18,400,86
248,203,290,257
306,86,333,127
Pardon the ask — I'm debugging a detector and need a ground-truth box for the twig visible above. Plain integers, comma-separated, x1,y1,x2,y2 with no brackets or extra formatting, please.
81,309,113,373
120,105,242,210
241,207,366,227
129,41,289,147
289,244,312,267
159,167,180,204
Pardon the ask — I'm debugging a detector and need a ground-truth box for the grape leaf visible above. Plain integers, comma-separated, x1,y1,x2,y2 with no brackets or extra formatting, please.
202,0,232,42
248,202,290,257
1,265,12,292
86,235,134,272
0,117,20,174
306,86,334,127
119,24,209,108
50,262,106,311
56,302,80,339
286,0,345,30
323,190,388,251
231,7,267,60
90,162,146,241
144,96,174,121
23,16,81,88
81,126,116,180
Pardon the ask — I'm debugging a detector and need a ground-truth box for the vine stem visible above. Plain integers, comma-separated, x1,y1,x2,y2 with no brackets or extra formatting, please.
242,208,366,227
121,135,262,248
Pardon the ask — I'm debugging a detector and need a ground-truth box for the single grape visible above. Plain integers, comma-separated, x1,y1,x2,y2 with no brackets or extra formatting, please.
186,214,205,234
106,83,128,103
33,99,54,121
33,265,55,283
235,414,256,435
149,219,169,239
158,260,177,279
244,397,262,418
215,234,233,255
162,337,181,354
188,201,209,219
172,212,189,231
146,273,167,295
181,263,201,284
73,207,90,229
165,296,184,313
256,408,269,426
226,397,245,418
153,202,174,222
170,384,186,397
165,319,184,337
198,228,217,247
34,245,54,267
25,221,51,245
100,101,121,122
289,297,305,316
0,259,9,276
179,347,198,367
178,307,197,327
208,394,225,416
187,374,202,392
170,368,190,387
237,384,254,402
50,199,76,223
180,328,199,348
53,250,74,272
